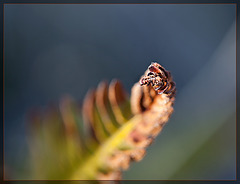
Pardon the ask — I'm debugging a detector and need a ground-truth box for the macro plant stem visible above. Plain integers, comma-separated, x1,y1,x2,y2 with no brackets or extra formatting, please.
28,62,176,180
71,115,140,179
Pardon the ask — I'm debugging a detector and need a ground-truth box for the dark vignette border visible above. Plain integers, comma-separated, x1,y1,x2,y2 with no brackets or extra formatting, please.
0,0,239,184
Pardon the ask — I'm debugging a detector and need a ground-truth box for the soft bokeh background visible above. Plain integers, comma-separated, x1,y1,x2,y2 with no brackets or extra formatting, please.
4,4,236,180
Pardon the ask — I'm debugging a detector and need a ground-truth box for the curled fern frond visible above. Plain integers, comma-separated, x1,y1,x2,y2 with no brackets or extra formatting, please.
27,62,176,180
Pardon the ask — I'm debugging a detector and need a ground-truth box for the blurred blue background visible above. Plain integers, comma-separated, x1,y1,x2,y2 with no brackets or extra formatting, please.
4,4,236,180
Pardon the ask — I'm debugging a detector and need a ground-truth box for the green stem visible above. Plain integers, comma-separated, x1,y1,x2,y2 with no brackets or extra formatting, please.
70,115,141,180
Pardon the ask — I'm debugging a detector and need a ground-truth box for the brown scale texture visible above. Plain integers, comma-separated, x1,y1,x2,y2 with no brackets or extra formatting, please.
98,63,176,180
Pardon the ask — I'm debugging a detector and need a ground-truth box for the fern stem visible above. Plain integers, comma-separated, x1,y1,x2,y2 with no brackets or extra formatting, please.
70,115,141,179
